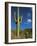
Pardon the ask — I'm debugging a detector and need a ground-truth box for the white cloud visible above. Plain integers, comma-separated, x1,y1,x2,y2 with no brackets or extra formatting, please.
27,19,32,22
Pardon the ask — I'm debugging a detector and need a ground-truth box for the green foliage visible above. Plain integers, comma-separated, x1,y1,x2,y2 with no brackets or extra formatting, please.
23,29,32,38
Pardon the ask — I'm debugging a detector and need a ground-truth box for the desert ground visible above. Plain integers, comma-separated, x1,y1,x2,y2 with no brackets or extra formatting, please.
11,29,32,39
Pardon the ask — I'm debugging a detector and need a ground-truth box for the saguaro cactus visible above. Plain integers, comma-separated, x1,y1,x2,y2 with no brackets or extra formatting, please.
14,7,22,38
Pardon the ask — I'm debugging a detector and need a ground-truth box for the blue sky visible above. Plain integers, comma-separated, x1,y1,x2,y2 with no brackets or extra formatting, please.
11,7,32,30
